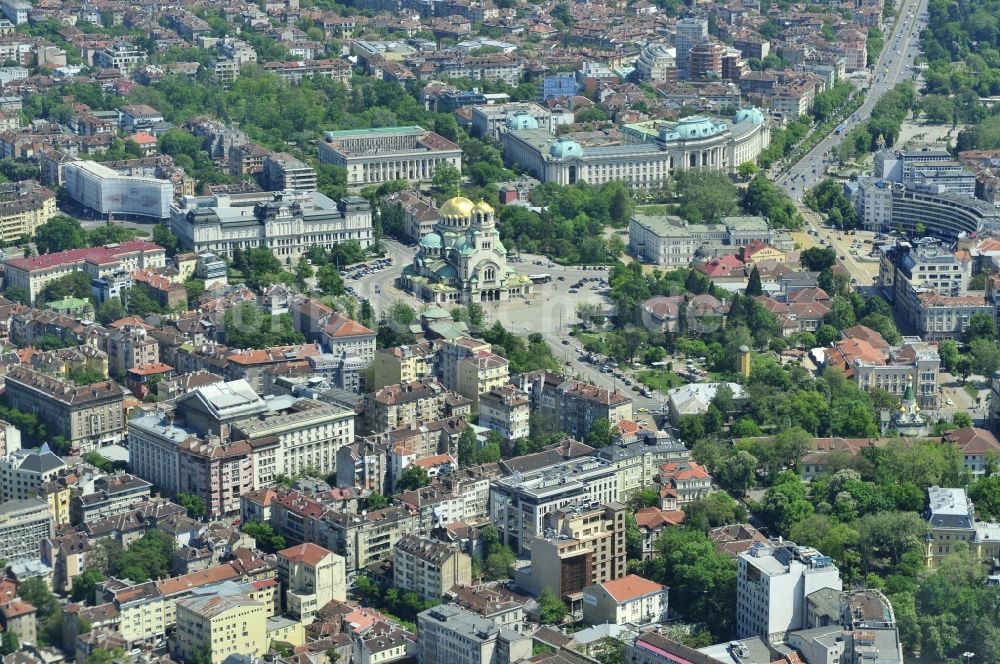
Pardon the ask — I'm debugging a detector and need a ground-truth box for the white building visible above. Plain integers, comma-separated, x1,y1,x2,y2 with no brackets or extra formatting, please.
635,43,676,82
501,110,769,188
63,160,173,220
0,444,65,502
417,604,532,664
171,191,373,261
479,385,530,441
490,457,619,553
317,126,462,186
675,17,708,76
582,574,668,626
737,542,842,643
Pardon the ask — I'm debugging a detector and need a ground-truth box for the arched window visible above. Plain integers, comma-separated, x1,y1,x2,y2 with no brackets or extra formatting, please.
484,266,496,282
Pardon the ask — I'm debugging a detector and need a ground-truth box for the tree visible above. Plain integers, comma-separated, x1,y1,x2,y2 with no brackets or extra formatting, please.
397,464,430,491
746,265,763,296
800,247,837,271
737,161,759,180
1,630,18,655
431,162,462,196
636,528,737,640
970,338,1000,377
93,296,125,325
152,223,179,255
952,411,973,428
537,588,567,625
17,578,58,618
965,312,998,343
585,417,612,447
857,511,928,570
34,215,88,254
466,302,486,326
717,450,758,496
457,426,478,468
295,256,314,287
684,492,748,531
316,265,345,296
938,339,959,373
176,492,207,518
71,568,105,604
242,521,286,554
360,492,389,511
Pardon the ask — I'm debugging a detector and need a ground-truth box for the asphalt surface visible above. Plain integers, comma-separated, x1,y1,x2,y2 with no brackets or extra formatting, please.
777,0,927,201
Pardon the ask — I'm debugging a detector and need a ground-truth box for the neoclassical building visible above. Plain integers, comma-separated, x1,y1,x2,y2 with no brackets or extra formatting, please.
400,196,533,304
500,108,770,188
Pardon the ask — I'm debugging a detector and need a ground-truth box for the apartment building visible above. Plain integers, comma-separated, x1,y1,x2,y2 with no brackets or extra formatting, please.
737,542,842,643
518,372,633,441
174,594,267,664
417,604,532,664
2,239,166,303
230,397,355,479
581,574,669,626
479,385,530,442
490,457,619,553
261,152,317,192
0,444,66,502
364,378,466,433
4,366,127,454
0,497,52,564
321,313,376,364
322,505,420,575
106,323,160,375
70,473,152,525
0,179,56,243
317,126,462,186
277,543,347,623
393,534,472,603
128,381,353,514
592,430,690,502
515,501,627,613
372,342,437,390
93,42,145,73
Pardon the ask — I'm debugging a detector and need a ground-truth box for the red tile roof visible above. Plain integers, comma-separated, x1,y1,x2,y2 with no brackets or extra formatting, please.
599,574,665,603
5,240,163,272
278,542,331,567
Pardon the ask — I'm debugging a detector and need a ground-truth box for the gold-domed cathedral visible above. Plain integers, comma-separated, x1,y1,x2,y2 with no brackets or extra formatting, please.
400,196,533,304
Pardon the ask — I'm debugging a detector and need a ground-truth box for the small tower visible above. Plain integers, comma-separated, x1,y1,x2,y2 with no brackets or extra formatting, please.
875,133,886,151
738,345,751,378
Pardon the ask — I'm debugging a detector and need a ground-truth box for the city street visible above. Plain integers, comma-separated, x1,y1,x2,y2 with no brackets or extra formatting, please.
777,0,927,199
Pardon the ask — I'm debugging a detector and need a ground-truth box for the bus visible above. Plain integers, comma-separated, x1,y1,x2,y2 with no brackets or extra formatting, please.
529,274,552,284
834,124,846,135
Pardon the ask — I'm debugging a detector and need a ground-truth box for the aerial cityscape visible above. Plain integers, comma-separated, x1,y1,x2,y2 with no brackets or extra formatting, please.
0,0,995,662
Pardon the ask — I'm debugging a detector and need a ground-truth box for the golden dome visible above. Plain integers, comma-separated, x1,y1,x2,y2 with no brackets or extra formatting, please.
440,196,475,218
474,199,495,214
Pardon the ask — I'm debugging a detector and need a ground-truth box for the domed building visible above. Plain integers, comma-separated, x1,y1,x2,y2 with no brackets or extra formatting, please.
500,107,770,188
400,196,533,304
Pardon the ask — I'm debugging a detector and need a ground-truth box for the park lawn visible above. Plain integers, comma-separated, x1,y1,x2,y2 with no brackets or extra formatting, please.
964,383,979,399
637,369,685,392
635,204,670,215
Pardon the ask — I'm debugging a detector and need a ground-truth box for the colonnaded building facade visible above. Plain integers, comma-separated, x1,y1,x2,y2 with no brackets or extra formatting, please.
500,108,770,188
170,190,373,261
400,196,533,304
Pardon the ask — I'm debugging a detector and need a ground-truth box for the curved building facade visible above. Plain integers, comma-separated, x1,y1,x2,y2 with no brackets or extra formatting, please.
636,43,677,83
400,196,533,304
501,110,769,188
855,178,1000,240
63,160,173,220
